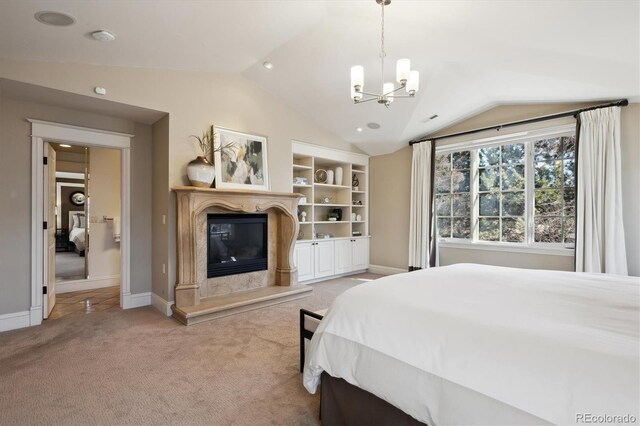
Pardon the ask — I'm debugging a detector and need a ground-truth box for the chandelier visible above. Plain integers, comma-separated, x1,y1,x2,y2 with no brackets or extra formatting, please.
350,0,419,107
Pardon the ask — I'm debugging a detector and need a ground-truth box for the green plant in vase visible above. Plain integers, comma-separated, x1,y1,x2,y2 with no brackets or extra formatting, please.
187,127,234,188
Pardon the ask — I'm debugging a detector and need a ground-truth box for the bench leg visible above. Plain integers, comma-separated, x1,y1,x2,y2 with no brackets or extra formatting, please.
299,310,305,373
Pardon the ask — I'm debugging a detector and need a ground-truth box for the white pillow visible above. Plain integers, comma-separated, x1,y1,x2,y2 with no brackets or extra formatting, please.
78,214,86,228
72,214,80,229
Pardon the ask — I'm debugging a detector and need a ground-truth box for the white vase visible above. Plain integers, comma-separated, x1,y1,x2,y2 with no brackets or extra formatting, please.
187,156,216,188
351,212,356,221
326,170,334,185
335,167,343,186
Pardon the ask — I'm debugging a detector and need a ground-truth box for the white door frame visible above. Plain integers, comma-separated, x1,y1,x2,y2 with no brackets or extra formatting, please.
29,119,134,326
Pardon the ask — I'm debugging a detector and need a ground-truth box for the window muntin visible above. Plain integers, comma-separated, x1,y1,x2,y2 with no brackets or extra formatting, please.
435,130,576,247
435,151,471,240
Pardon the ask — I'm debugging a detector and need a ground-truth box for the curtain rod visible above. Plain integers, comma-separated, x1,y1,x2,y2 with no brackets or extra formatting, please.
408,99,629,146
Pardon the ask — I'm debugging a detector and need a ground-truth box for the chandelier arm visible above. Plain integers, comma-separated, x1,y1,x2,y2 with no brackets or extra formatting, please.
358,90,383,97
383,84,407,97
355,97,380,104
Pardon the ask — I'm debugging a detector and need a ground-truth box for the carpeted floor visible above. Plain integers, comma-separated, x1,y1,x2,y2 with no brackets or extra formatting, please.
0,273,381,425
55,252,85,282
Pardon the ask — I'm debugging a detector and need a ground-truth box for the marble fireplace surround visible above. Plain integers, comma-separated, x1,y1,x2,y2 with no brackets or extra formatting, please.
172,186,312,325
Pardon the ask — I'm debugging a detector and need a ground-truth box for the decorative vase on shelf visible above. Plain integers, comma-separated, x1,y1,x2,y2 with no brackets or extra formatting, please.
352,174,359,191
335,167,343,186
187,156,215,188
326,170,334,185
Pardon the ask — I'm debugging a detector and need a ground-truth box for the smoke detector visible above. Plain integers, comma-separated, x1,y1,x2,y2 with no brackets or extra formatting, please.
91,30,116,42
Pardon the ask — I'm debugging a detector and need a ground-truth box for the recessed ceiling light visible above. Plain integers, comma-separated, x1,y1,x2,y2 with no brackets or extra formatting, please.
34,11,75,27
356,127,363,132
262,61,274,70
91,30,116,42
59,144,72,148
366,122,381,130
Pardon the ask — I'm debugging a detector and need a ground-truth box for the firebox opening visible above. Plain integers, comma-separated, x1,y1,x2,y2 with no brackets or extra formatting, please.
207,213,268,278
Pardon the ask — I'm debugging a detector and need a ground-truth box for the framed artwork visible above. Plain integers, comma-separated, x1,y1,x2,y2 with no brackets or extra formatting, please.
213,126,270,191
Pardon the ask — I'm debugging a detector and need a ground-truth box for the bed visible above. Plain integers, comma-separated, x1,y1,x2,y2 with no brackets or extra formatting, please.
68,210,86,253
303,263,640,425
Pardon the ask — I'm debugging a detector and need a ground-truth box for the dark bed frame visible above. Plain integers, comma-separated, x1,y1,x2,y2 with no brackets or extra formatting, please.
300,309,426,425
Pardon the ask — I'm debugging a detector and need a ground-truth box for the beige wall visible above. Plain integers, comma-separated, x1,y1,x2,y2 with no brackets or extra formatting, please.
620,104,640,276
151,115,170,300
87,147,121,279
0,58,356,312
370,146,412,269
370,103,640,276
0,95,154,315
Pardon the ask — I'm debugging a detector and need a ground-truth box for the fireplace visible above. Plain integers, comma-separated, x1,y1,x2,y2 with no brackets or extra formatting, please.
207,213,268,278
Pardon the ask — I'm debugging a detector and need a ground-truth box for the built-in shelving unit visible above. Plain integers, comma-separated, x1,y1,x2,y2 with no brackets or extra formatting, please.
291,142,369,241
291,141,370,283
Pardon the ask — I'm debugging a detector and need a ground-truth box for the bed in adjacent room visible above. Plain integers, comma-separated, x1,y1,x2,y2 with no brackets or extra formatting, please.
303,263,640,425
68,210,86,254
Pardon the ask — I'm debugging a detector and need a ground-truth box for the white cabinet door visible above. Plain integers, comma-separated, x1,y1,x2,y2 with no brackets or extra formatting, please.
294,242,314,282
352,238,369,271
314,240,335,278
334,239,353,274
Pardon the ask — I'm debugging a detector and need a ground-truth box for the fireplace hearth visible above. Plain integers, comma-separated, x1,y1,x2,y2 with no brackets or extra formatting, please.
207,213,268,278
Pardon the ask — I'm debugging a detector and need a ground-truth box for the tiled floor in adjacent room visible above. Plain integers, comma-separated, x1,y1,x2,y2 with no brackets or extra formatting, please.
49,286,120,320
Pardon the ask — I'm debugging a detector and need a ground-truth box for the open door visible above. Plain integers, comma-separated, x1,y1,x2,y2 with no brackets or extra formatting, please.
43,143,56,318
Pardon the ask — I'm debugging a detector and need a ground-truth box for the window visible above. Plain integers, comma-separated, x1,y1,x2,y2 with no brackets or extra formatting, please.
435,151,471,239
533,136,576,243
435,127,576,248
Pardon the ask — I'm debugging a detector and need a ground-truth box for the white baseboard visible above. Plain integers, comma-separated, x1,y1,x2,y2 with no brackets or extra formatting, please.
30,306,42,327
57,275,120,294
0,310,31,333
368,264,407,275
122,292,151,309
151,293,174,317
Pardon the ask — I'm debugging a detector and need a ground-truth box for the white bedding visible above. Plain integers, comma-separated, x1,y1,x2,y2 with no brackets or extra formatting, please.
69,227,86,252
303,264,640,425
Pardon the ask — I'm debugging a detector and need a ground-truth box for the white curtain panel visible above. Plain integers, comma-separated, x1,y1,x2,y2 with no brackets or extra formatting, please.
408,141,433,269
576,106,628,275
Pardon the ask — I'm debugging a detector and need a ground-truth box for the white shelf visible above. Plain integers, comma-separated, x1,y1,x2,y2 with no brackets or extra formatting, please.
299,222,312,225
298,203,312,206
352,169,366,174
352,190,366,194
293,164,312,170
293,184,312,188
352,221,366,223
314,183,351,189
351,204,366,207
314,221,348,224
314,204,350,207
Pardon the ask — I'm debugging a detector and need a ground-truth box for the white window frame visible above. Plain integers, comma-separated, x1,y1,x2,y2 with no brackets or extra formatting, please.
435,124,576,256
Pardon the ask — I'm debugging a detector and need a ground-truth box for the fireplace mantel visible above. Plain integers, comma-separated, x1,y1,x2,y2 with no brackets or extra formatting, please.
172,186,311,325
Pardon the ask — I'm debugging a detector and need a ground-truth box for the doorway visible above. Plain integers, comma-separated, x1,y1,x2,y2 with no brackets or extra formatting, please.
47,142,123,320
30,119,133,325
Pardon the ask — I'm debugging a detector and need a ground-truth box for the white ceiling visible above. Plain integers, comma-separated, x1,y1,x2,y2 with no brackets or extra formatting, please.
0,0,638,155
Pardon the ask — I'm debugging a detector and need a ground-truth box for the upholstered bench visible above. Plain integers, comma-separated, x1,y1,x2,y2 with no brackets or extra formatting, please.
299,308,327,372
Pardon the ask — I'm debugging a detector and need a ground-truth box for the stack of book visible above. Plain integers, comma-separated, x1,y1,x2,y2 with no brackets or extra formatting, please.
293,177,309,185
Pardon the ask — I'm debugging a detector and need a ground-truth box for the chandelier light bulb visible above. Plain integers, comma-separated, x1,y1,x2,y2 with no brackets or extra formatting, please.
351,65,364,92
383,82,395,103
406,70,420,95
396,59,411,84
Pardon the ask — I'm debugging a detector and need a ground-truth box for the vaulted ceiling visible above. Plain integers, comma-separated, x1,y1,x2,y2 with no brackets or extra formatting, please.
0,1,638,155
